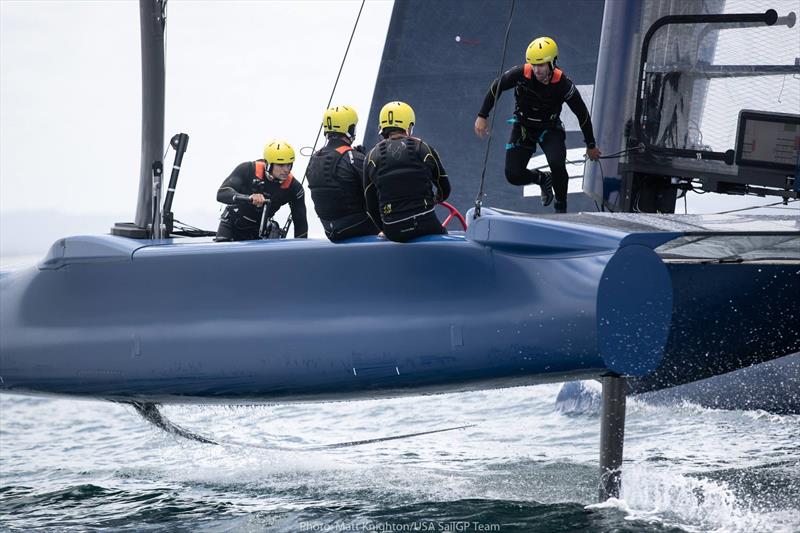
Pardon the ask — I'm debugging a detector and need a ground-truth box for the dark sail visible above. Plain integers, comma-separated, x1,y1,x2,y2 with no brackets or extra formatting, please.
365,0,605,215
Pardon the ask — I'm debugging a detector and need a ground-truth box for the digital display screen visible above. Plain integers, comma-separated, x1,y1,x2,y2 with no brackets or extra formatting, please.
735,111,800,172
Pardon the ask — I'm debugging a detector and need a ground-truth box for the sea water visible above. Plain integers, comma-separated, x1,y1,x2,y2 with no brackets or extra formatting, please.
1,382,799,532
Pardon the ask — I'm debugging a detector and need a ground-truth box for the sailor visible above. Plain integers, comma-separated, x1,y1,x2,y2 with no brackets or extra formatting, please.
474,36,601,213
215,140,308,241
307,105,380,242
364,101,451,242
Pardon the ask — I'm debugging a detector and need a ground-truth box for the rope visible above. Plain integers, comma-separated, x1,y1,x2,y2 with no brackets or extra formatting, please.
598,144,645,160
531,145,646,172
283,0,366,236
473,0,517,219
712,198,798,215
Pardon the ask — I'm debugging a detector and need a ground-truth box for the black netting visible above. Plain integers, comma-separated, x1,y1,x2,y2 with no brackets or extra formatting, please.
639,0,799,155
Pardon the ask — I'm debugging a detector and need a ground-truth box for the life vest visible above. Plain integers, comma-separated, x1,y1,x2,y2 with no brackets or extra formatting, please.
306,144,364,221
515,66,566,124
522,64,563,83
371,137,436,218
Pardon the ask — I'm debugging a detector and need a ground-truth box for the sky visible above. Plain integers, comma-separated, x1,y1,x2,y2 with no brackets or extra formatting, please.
0,0,394,255
1,0,797,259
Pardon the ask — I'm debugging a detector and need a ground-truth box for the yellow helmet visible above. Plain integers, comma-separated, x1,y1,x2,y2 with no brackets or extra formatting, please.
323,105,358,140
526,36,558,66
378,101,415,133
263,140,295,165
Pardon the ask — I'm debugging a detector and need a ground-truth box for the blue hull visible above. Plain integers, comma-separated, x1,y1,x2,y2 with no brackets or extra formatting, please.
1,211,797,403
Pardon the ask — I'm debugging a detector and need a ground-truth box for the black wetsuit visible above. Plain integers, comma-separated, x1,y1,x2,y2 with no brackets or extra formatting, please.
364,134,451,243
215,160,308,241
478,65,596,212
307,136,379,242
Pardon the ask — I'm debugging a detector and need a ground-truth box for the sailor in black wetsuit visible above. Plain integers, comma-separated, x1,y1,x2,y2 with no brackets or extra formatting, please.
215,140,308,241
307,105,379,242
364,101,451,243
475,37,601,213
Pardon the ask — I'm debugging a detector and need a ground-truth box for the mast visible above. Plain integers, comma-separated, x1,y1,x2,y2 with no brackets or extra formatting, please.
112,0,165,238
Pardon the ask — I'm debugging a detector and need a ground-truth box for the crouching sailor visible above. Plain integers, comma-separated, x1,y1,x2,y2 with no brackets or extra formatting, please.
364,101,451,242
307,105,380,242
215,140,308,241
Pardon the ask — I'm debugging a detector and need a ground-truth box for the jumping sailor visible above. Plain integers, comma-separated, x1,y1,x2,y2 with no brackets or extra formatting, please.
474,36,601,213
307,105,380,242
364,101,451,242
215,140,308,241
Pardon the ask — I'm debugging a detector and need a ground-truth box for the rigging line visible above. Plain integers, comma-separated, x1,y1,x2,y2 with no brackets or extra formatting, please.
713,198,798,215
172,218,204,231
130,401,474,450
474,0,517,219
532,146,644,171
532,158,590,171
599,147,642,159
309,424,476,449
283,0,366,236
304,0,366,180
172,219,215,236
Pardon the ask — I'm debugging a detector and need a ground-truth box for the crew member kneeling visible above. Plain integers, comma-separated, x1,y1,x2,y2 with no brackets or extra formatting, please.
215,140,308,241
364,101,451,243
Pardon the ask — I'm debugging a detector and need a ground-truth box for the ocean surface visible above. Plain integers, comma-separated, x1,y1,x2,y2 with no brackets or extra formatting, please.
2,383,799,533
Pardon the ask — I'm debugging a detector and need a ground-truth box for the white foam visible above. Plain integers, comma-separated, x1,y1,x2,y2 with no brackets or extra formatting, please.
587,463,800,533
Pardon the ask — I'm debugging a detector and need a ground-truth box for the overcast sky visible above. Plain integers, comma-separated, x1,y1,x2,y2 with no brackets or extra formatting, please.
1,0,393,253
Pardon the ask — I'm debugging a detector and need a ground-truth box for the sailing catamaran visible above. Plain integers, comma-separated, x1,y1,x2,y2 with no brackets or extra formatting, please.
1,0,798,501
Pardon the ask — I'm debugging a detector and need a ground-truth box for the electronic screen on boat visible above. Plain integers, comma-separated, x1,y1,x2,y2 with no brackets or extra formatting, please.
734,110,800,172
